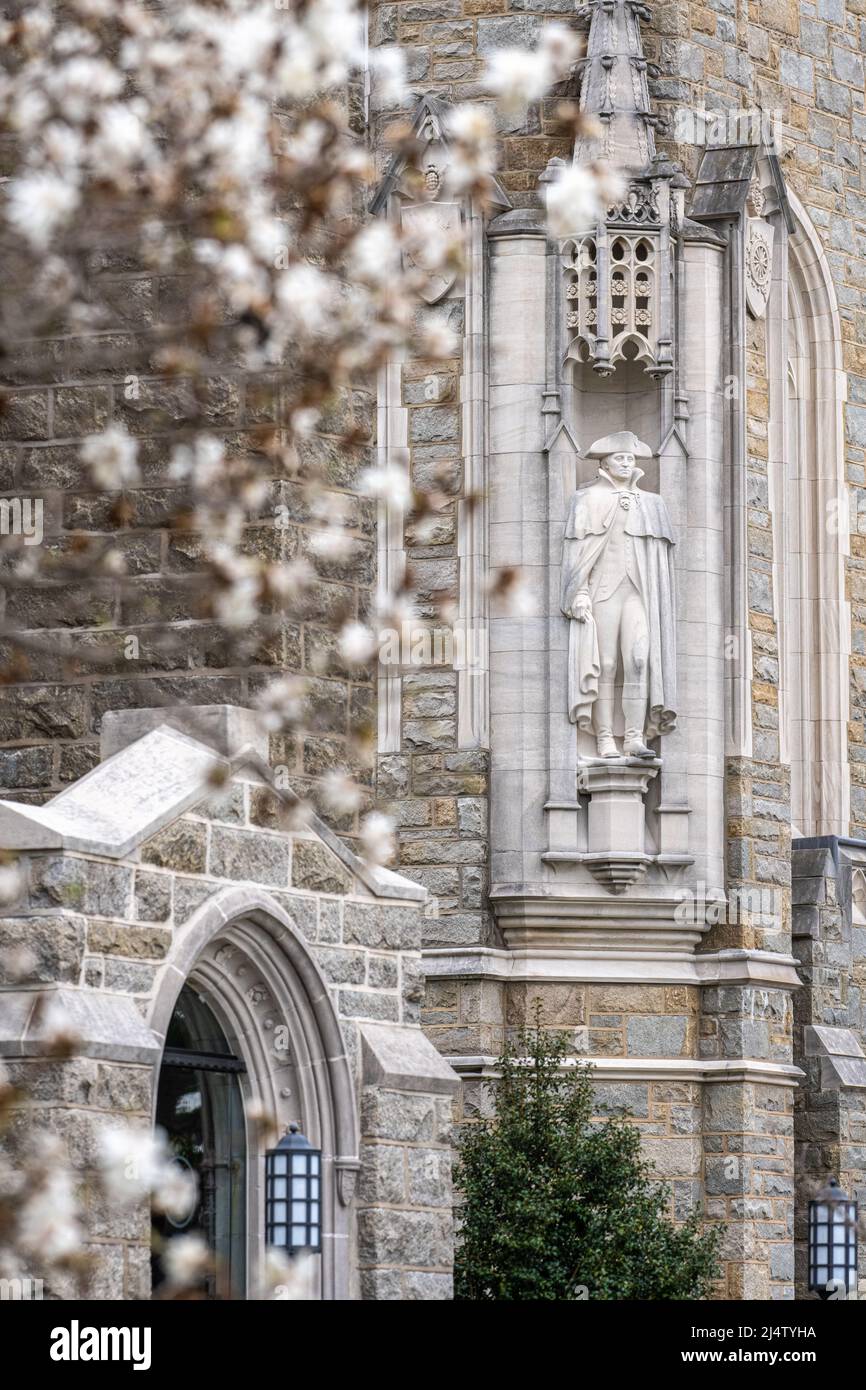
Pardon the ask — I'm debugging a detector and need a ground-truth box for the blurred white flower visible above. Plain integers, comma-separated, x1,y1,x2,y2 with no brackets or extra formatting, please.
81,424,140,491
320,770,364,817
214,574,260,629
17,1163,83,1264
262,1247,316,1299
446,105,495,193
290,407,320,438
418,316,458,359
503,575,537,618
370,46,406,108
5,172,79,249
360,463,412,512
309,523,356,563
255,676,306,732
98,1126,196,1219
98,1127,165,1206
485,24,581,114
0,943,37,983
0,863,24,907
266,558,315,603
153,1162,197,1224
353,221,401,285
360,811,396,866
39,996,83,1053
338,621,377,665
162,1233,211,1289
545,163,604,239
276,263,334,336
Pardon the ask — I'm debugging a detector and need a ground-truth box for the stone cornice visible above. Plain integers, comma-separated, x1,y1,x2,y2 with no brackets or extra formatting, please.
446,1055,805,1087
422,945,802,990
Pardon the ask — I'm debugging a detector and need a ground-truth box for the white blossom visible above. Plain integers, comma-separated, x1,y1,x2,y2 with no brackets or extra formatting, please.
360,463,412,512
39,996,83,1053
446,105,495,193
359,811,396,867
309,524,356,562
81,425,140,491
545,163,605,239
370,46,407,108
276,263,335,337
338,621,377,665
255,677,306,732
262,1247,316,1300
98,1126,196,1220
484,24,581,114
5,172,79,249
0,863,24,908
417,316,459,360
353,221,402,286
17,1156,83,1264
162,1233,211,1289
320,771,364,817
0,943,37,983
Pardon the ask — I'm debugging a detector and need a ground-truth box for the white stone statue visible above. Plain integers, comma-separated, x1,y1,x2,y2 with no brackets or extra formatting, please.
560,431,677,758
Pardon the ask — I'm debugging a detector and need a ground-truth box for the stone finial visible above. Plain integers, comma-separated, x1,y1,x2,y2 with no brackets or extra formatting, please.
573,0,657,173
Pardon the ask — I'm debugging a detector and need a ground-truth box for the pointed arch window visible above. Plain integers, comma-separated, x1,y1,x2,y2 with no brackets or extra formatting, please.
768,193,850,837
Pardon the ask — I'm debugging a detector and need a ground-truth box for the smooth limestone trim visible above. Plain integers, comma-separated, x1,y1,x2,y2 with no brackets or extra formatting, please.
422,945,802,990
446,1055,804,1087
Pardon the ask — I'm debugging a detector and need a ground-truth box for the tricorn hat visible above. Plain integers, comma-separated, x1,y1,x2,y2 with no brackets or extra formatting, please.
585,431,652,460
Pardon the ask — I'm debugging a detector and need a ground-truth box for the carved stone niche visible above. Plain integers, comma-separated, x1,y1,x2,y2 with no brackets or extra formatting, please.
578,756,660,892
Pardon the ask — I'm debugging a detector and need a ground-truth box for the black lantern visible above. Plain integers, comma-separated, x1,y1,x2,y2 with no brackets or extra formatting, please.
808,1178,859,1298
265,1123,321,1255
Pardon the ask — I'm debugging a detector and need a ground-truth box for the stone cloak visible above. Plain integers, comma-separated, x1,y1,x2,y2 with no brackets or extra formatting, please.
560,468,677,737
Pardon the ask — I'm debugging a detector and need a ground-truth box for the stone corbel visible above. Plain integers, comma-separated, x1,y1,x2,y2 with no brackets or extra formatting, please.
335,1157,362,1206
577,756,660,891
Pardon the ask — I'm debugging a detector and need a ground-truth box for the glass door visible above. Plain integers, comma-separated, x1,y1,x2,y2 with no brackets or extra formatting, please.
153,986,247,1299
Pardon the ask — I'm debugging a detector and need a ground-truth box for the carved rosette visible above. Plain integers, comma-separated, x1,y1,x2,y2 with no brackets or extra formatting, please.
745,216,774,319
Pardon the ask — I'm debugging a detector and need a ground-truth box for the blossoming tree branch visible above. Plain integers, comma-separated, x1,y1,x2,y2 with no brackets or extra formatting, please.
0,0,619,1294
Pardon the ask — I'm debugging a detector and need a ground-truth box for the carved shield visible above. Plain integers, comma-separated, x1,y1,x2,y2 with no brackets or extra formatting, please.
745,216,774,319
401,201,460,305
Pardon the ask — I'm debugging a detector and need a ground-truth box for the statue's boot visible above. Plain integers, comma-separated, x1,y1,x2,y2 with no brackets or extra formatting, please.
623,727,654,758
622,693,654,758
596,729,619,759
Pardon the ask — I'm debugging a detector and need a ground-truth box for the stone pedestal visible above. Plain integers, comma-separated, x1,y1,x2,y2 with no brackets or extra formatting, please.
578,756,660,892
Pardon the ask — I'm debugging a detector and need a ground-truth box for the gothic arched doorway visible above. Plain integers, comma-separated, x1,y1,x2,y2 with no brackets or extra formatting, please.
149,886,359,1300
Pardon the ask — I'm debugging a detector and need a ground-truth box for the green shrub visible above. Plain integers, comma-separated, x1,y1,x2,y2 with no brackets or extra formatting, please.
454,1022,721,1300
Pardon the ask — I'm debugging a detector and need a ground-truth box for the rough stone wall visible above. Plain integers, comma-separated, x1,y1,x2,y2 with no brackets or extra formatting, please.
371,0,576,202
0,377,377,816
358,1084,455,1298
423,975,704,1215
0,87,376,827
2,1053,154,1300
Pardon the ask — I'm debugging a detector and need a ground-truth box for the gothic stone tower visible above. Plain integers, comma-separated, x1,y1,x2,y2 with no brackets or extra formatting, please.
370,0,866,1300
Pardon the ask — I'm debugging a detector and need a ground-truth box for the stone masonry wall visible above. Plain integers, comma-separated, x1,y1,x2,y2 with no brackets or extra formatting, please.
0,81,376,830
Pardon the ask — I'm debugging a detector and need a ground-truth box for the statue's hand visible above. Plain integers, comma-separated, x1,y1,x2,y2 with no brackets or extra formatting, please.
572,593,591,623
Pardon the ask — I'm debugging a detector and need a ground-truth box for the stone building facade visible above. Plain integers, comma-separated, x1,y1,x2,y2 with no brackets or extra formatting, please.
2,0,866,1301
368,0,866,1302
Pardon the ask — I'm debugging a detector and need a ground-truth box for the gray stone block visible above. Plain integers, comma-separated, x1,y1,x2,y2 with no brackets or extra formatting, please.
626,1016,688,1058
